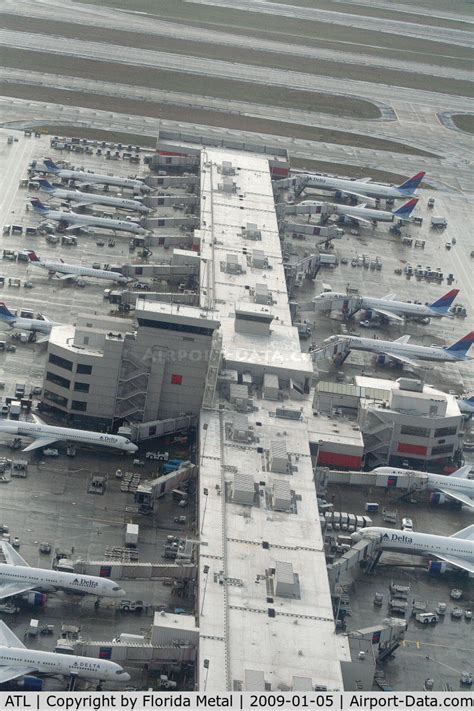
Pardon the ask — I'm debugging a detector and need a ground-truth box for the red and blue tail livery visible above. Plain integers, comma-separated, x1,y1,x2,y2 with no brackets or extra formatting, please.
393,198,418,220
30,197,49,213
398,171,425,195
429,289,459,314
444,331,474,359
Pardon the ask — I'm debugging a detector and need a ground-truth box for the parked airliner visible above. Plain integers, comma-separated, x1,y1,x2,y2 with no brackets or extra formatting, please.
31,198,148,236
352,523,474,574
372,465,474,509
0,303,58,342
299,197,418,225
27,251,131,284
0,541,126,600
300,170,425,202
320,331,474,368
42,157,151,193
0,621,130,685
458,396,474,415
314,289,459,323
37,178,151,213
0,418,138,453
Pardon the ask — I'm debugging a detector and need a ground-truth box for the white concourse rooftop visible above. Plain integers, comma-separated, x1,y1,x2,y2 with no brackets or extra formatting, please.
198,148,312,380
197,148,348,692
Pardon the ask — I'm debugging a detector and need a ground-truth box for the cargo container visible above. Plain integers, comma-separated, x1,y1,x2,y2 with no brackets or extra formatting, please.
125,523,139,547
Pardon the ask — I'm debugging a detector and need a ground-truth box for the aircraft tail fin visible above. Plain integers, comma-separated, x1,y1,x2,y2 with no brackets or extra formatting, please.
444,331,474,358
449,465,472,480
392,197,418,220
43,157,59,172
397,171,425,194
0,303,15,321
37,178,54,192
429,288,459,314
30,198,49,214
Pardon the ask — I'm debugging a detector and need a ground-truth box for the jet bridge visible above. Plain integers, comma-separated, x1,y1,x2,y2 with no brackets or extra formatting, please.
327,537,378,593
134,461,196,513
310,336,352,365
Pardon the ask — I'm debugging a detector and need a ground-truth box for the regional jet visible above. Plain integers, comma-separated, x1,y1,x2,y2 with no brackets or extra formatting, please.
27,251,131,284
300,170,425,202
352,523,474,575
42,157,151,193
0,621,130,684
31,198,148,236
0,541,126,601
0,303,58,343
314,289,459,323
37,178,151,213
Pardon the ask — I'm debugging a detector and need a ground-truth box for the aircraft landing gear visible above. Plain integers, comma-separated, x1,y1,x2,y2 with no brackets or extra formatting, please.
67,672,79,691
94,598,100,610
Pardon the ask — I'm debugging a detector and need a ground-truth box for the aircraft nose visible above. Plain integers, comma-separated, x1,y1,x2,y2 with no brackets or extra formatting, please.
122,673,131,682
351,532,362,542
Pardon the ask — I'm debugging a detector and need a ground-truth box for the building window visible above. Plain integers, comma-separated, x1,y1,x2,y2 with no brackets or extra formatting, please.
76,364,92,375
46,371,70,389
71,400,87,412
74,382,90,393
43,390,68,408
400,425,430,438
431,444,454,456
171,374,183,385
434,426,457,438
48,353,73,371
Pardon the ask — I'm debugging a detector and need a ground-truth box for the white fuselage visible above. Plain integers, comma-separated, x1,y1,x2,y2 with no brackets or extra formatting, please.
357,527,474,564
304,175,412,200
0,563,125,598
315,292,443,319
33,259,130,284
0,316,52,334
341,335,461,363
36,206,147,235
374,467,474,504
331,203,397,222
46,186,150,213
0,646,130,682
0,421,138,453
50,167,146,192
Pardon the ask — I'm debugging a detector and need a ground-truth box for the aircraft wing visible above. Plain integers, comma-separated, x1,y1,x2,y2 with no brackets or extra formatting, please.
450,524,474,541
74,181,98,190
393,335,411,344
381,294,396,301
35,334,50,345
1,541,30,566
435,554,474,575
64,223,88,232
56,273,76,281
0,666,39,684
340,190,375,202
0,582,35,600
371,307,404,323
345,214,373,225
436,489,474,509
382,351,421,368
0,621,26,648
72,201,93,209
22,437,59,452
